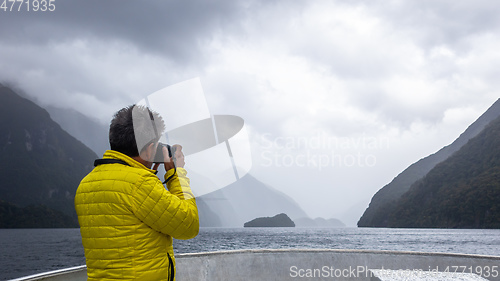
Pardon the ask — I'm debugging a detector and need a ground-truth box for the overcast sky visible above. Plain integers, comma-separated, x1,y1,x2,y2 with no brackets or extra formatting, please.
1,0,499,225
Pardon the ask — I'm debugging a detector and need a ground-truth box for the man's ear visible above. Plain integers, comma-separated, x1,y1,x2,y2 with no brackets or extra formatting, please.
141,142,157,162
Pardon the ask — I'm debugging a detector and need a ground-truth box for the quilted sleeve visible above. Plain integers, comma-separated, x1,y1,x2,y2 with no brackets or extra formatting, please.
165,168,194,200
132,169,199,240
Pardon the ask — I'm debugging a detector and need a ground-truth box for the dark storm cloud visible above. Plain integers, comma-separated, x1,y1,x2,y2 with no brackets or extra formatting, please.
0,0,246,65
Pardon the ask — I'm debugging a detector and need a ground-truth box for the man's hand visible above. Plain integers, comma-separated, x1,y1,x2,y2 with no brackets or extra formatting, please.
171,144,185,168
162,145,176,171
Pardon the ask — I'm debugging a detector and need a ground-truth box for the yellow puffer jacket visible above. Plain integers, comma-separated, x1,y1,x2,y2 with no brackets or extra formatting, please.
75,150,199,281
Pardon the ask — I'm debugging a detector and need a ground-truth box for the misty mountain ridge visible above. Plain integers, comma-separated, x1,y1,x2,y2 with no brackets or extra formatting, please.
0,84,97,227
383,114,500,228
195,172,347,228
197,173,311,227
46,106,109,156
359,98,500,227
294,217,345,228
0,82,110,157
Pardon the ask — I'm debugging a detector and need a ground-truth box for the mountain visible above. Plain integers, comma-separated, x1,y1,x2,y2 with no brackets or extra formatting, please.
197,174,309,227
244,213,295,227
384,115,500,228
0,200,78,228
358,99,500,227
0,84,97,227
294,217,345,228
45,106,109,156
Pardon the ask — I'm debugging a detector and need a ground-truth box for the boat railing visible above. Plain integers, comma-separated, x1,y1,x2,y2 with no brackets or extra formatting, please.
9,249,500,281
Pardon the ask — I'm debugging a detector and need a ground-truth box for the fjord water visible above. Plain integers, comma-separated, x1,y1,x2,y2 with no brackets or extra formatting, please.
1,227,499,280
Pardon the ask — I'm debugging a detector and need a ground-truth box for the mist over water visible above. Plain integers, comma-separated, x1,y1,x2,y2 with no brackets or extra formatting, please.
1,228,499,280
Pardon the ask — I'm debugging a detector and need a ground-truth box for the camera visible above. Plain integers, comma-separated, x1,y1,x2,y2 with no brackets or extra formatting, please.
153,142,176,163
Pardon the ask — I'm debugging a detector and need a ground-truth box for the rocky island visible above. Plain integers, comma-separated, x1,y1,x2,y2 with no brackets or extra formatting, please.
244,213,295,227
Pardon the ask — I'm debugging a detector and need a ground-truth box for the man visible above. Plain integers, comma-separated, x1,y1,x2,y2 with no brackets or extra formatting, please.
75,105,199,281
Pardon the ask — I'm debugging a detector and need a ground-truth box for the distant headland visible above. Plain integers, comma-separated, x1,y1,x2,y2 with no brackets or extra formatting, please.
244,213,295,227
